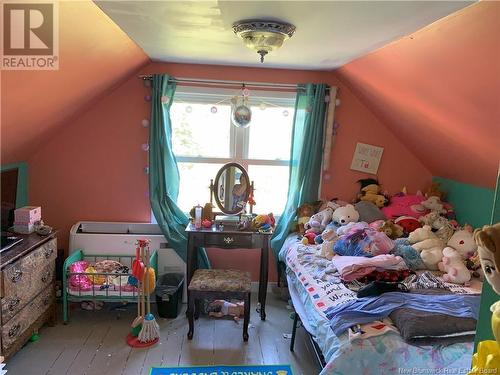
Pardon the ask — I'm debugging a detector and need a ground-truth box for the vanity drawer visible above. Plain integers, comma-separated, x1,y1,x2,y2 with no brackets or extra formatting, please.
204,233,253,248
1,261,55,323
1,285,53,351
1,239,57,301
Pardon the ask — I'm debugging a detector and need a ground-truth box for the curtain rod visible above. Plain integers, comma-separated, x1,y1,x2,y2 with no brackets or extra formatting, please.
137,75,330,91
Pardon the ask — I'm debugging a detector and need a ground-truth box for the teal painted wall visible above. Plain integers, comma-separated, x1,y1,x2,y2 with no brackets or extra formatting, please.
432,176,494,228
1,162,28,208
432,176,497,349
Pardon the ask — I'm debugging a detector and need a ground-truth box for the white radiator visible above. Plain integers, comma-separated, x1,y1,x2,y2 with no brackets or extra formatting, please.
69,221,185,275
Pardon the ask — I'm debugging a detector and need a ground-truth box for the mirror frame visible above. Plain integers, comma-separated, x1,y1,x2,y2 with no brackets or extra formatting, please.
213,162,250,215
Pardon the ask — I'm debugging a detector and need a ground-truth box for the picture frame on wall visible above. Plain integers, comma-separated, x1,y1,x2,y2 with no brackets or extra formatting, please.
350,142,384,175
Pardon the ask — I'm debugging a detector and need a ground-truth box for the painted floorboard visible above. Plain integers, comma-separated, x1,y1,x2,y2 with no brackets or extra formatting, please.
5,294,321,375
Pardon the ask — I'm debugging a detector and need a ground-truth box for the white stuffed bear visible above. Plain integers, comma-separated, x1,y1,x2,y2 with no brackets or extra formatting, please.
438,225,477,284
408,225,445,270
318,227,338,260
331,204,359,227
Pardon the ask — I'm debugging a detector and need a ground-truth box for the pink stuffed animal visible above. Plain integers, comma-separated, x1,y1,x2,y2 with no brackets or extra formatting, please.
382,191,429,219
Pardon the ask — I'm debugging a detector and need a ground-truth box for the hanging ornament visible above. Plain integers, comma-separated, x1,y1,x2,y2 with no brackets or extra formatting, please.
141,143,149,151
282,109,289,117
144,95,151,102
242,87,250,97
185,105,192,113
161,95,169,103
210,106,218,114
141,119,150,128
232,105,252,128
259,102,266,111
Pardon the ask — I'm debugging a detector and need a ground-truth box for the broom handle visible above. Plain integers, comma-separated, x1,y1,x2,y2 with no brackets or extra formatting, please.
145,246,151,315
137,247,141,317
141,245,146,317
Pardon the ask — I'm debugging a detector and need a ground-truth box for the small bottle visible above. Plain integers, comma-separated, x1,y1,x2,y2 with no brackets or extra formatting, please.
194,205,202,229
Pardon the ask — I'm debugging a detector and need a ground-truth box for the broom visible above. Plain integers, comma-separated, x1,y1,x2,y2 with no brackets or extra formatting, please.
138,245,160,343
130,246,145,337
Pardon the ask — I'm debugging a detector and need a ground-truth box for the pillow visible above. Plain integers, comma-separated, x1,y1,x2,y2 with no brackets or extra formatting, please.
355,201,386,223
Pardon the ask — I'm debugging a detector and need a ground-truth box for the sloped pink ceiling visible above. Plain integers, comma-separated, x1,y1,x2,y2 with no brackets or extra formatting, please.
335,1,500,189
1,0,149,164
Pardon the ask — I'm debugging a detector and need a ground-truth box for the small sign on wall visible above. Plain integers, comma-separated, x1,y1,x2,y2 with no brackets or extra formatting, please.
350,142,384,175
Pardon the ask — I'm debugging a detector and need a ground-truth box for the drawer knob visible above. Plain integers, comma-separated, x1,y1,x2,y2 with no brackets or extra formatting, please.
223,236,234,244
8,324,21,338
41,270,51,283
44,247,54,258
10,268,23,283
8,297,21,311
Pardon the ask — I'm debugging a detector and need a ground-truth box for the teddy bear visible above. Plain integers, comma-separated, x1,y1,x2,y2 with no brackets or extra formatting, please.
318,227,338,260
421,196,446,215
438,226,477,284
331,204,359,227
378,220,404,240
295,203,315,235
408,225,445,270
359,184,387,208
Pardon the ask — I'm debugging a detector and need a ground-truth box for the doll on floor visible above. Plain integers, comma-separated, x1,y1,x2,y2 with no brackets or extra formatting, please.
208,300,244,322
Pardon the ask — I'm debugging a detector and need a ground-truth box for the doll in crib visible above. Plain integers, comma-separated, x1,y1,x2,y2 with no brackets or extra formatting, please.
208,300,244,322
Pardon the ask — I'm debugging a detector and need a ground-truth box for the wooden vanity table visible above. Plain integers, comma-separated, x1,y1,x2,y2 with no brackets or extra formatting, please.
186,223,272,320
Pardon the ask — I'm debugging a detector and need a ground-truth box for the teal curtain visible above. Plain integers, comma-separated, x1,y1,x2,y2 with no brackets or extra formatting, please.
271,83,328,259
149,74,210,269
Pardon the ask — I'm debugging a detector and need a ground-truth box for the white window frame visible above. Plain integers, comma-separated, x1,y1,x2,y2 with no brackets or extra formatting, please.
172,85,295,171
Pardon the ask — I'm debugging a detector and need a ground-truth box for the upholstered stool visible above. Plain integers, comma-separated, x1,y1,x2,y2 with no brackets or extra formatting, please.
187,269,251,341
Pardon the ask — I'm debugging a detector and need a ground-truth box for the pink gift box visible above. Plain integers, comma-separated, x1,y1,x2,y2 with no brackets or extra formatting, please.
14,206,41,223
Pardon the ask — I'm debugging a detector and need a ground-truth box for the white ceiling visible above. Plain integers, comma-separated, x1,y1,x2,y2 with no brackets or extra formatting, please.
96,0,473,70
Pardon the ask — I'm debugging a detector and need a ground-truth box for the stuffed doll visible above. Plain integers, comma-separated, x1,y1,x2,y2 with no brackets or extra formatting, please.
438,225,477,284
304,205,335,233
331,204,359,226
295,203,315,235
468,223,500,374
408,225,445,270
421,196,446,215
382,190,429,219
318,227,338,260
378,220,404,240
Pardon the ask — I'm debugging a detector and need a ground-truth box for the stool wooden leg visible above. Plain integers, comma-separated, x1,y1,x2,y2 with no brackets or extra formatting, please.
290,311,299,351
243,292,250,342
194,299,201,320
187,295,195,340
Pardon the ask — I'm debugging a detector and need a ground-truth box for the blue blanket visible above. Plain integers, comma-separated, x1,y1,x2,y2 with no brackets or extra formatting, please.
326,292,480,336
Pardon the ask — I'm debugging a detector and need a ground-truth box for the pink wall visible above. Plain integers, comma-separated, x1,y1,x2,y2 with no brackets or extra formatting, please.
1,1,149,164
27,62,432,281
335,1,500,189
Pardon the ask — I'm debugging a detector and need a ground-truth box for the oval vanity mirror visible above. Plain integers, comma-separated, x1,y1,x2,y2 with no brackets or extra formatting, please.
213,162,250,215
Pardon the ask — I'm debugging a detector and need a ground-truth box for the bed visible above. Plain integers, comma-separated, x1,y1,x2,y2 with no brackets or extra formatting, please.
280,233,480,375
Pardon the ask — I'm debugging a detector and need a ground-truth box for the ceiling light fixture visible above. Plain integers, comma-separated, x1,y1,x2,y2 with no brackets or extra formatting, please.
232,20,296,63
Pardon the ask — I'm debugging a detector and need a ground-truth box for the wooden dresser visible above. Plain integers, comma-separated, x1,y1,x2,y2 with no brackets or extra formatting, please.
0,232,57,361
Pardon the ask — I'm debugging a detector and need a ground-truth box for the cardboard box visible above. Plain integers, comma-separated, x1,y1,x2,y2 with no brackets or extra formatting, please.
14,206,41,224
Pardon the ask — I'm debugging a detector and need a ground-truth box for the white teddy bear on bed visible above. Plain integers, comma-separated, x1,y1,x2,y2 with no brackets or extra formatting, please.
408,225,445,270
438,225,477,284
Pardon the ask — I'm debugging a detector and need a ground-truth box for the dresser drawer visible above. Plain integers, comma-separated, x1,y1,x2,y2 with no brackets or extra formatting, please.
2,285,53,351
1,261,55,323
204,233,253,248
1,239,56,302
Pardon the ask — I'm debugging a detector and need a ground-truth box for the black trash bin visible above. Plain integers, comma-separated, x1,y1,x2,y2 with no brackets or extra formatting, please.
155,273,184,318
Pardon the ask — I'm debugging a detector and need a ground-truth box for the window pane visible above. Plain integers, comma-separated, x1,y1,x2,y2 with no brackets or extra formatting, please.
248,106,294,160
171,103,231,158
177,162,222,212
248,165,289,215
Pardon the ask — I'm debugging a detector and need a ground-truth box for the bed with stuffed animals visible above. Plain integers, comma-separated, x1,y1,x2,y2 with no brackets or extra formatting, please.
279,185,483,375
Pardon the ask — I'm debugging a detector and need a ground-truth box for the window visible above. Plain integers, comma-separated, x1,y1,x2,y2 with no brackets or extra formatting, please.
170,86,296,215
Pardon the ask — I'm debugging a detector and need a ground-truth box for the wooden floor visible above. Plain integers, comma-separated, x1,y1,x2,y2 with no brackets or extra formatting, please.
6,294,320,375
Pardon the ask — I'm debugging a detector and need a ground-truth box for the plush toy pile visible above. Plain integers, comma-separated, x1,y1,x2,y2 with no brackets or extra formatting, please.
295,181,481,285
